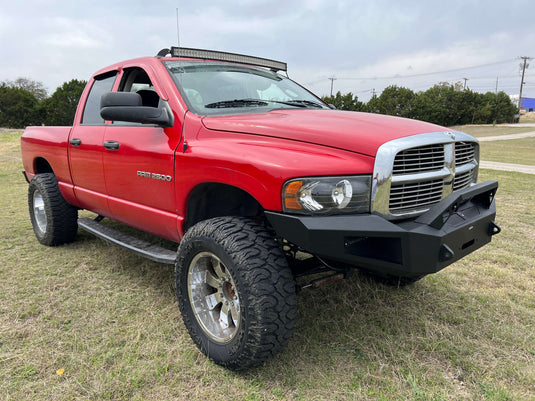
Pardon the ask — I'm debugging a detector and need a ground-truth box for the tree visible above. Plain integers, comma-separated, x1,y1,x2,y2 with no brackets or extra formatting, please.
40,79,87,126
371,85,417,118
365,93,381,114
3,77,48,102
0,83,40,128
493,91,517,123
412,83,462,126
321,91,365,111
456,89,480,125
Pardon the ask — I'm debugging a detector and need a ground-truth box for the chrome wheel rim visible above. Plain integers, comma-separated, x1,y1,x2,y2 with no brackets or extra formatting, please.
33,190,47,234
187,252,241,343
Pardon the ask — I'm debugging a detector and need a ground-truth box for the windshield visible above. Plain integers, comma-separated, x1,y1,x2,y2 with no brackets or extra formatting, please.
163,60,329,116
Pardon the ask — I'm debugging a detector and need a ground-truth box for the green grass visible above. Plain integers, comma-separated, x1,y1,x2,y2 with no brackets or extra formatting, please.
479,137,535,166
452,125,535,137
1,130,534,400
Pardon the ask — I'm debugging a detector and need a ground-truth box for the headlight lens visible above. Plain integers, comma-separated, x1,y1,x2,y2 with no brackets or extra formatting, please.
282,176,371,214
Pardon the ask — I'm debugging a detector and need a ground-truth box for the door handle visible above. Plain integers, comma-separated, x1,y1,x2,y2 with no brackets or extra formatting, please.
69,138,82,146
103,140,120,150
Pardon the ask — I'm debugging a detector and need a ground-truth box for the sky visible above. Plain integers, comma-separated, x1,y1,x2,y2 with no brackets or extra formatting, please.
1,0,533,102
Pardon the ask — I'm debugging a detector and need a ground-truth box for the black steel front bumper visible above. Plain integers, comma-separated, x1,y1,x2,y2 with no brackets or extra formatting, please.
266,180,500,277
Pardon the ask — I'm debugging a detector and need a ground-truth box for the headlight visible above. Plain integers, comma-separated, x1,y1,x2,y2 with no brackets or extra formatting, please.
282,176,371,215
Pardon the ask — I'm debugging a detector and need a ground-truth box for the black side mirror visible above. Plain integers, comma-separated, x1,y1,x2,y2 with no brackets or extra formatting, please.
100,92,173,127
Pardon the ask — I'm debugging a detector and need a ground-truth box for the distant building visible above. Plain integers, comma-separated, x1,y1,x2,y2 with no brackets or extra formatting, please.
510,94,520,106
520,97,535,112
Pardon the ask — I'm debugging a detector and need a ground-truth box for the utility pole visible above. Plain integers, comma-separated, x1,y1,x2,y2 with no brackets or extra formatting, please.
328,76,337,97
518,56,531,109
463,78,468,90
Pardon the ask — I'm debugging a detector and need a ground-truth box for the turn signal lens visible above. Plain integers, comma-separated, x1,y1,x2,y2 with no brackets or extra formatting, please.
283,181,303,210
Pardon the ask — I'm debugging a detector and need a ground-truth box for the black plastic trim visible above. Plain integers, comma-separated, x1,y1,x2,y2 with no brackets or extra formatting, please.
103,140,120,150
22,170,30,184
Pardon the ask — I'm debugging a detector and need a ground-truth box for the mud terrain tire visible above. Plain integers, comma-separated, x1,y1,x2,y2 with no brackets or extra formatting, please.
175,217,297,370
28,173,78,246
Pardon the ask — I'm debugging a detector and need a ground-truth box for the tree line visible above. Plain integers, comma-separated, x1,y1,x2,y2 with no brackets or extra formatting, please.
321,83,518,126
0,78,86,128
0,78,518,129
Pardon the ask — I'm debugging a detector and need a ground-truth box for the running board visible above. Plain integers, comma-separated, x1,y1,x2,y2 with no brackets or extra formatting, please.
78,218,176,265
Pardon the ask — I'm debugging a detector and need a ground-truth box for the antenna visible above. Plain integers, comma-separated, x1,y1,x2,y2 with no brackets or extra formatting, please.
175,6,187,152
176,8,180,47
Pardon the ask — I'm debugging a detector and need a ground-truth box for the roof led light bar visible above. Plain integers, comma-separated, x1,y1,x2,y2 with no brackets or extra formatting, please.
169,46,287,72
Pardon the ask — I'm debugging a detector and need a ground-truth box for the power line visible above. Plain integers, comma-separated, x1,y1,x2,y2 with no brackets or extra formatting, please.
328,76,337,97
303,59,534,88
334,58,517,81
306,57,535,99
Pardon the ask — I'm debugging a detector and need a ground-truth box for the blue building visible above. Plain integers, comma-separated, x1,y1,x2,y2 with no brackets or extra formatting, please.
520,98,535,112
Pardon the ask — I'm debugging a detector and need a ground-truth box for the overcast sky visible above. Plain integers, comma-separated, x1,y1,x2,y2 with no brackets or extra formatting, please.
1,0,533,101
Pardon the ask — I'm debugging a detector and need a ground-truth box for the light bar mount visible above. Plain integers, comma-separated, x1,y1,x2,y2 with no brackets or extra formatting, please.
157,47,287,72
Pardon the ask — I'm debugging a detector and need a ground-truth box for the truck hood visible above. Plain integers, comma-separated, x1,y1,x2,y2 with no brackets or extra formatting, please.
201,109,446,157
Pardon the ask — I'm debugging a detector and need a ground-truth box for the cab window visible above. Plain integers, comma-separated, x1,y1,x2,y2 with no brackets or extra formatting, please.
81,71,117,125
118,68,161,108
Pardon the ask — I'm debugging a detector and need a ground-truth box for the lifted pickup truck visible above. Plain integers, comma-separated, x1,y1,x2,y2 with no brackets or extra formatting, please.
21,47,500,370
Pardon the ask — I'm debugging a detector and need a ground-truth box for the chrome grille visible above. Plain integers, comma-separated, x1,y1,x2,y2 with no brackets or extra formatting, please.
393,144,444,174
453,169,475,191
389,179,444,213
372,132,479,219
455,142,475,166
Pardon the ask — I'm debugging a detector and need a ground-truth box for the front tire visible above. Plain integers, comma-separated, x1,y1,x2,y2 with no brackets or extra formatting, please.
175,217,297,370
28,173,78,246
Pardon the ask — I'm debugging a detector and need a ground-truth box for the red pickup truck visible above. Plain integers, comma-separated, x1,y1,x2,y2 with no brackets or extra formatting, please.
21,47,500,369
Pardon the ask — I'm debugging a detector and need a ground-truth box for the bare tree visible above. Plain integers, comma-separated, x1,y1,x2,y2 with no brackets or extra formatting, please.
3,77,48,102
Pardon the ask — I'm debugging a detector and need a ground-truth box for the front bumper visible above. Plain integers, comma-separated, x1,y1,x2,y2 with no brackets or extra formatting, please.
266,180,500,277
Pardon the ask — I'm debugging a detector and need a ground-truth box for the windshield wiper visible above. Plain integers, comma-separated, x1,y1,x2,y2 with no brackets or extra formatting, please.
267,99,325,109
204,98,325,109
205,99,269,108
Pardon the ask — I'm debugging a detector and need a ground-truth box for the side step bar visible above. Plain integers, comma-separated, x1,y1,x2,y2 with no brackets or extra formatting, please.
78,218,176,265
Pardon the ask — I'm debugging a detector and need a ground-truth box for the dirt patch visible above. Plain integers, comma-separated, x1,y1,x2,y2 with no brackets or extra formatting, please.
520,111,535,122
0,128,23,134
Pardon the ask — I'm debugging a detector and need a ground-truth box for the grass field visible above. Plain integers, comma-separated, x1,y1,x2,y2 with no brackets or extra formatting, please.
451,125,535,138
479,137,535,166
452,124,535,166
1,130,534,400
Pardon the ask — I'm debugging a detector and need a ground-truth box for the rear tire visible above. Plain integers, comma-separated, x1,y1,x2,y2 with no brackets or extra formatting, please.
28,173,78,246
175,217,297,370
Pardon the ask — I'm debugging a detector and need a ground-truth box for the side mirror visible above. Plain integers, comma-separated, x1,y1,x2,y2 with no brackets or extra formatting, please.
100,92,173,127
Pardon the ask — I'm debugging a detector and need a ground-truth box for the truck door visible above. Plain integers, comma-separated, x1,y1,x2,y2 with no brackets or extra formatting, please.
69,71,118,215
102,67,181,241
